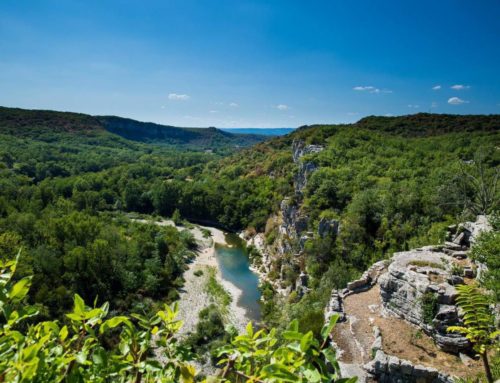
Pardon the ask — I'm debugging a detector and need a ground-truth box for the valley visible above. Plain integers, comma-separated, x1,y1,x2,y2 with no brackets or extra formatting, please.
0,106,498,382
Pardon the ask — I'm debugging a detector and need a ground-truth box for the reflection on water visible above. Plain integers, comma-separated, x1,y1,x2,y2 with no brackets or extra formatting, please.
215,233,261,321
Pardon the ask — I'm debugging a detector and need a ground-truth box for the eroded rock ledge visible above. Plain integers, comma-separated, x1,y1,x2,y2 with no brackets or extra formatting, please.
325,215,493,383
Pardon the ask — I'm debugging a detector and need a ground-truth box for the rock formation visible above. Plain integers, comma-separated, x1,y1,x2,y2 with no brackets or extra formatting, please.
244,139,324,295
325,215,494,383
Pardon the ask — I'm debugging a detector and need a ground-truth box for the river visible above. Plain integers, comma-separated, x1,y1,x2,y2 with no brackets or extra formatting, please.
215,233,261,321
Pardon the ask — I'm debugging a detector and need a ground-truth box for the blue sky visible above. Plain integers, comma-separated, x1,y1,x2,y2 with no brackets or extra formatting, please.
1,0,499,128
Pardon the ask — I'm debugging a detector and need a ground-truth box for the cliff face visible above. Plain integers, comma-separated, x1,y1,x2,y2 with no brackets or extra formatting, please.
245,139,324,295
325,216,493,383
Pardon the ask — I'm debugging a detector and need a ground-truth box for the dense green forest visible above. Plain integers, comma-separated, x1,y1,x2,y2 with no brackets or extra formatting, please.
0,107,499,381
0,108,499,322
0,106,266,151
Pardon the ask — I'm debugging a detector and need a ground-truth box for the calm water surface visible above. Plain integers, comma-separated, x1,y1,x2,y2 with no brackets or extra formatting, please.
214,233,261,321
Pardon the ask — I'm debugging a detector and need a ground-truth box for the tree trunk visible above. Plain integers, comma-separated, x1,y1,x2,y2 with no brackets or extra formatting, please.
481,352,494,383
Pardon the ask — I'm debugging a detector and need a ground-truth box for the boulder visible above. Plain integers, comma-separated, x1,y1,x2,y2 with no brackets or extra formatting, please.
450,251,468,259
447,275,464,285
463,267,475,278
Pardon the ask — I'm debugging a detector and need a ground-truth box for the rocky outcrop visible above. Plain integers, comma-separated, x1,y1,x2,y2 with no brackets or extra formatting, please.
446,214,492,247
318,217,340,238
280,198,308,239
292,139,324,162
325,216,493,382
295,161,317,193
378,248,469,352
292,139,323,194
364,350,454,383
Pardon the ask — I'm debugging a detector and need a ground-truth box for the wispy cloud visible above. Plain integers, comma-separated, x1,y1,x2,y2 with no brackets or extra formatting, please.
353,86,376,91
229,102,239,107
276,104,289,110
450,84,470,90
408,104,420,109
431,102,438,108
448,97,469,105
168,93,190,100
432,85,441,90
209,110,218,114
353,86,392,94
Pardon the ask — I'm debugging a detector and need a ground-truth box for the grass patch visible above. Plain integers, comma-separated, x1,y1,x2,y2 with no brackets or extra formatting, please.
206,267,232,313
409,260,444,269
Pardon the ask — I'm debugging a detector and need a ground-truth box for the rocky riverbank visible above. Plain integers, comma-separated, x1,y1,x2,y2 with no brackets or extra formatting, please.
132,217,250,335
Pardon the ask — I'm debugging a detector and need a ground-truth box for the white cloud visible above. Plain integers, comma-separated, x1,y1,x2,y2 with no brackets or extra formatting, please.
448,97,469,105
408,104,420,109
209,110,218,114
168,93,190,100
450,84,470,90
353,86,376,91
432,85,441,90
276,104,289,111
353,86,392,94
229,102,239,107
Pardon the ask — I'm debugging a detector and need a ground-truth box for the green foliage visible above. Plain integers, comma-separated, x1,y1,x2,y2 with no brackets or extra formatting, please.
184,304,230,362
470,230,500,302
216,316,356,383
447,284,499,382
172,208,183,225
0,254,196,383
206,267,232,311
420,292,439,325
0,256,351,382
450,263,464,276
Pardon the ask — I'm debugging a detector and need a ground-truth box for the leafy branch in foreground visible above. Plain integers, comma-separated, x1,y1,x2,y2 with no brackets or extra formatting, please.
0,252,195,383
447,284,499,383
215,317,356,383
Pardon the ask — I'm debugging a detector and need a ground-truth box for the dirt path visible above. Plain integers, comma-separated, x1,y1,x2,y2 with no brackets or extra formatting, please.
332,282,483,380
333,287,380,365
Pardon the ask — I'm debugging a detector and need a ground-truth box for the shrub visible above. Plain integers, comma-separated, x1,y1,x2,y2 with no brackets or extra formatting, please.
194,269,204,277
450,262,464,276
420,292,439,325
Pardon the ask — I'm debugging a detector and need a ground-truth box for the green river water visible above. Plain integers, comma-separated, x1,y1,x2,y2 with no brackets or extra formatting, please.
214,233,261,321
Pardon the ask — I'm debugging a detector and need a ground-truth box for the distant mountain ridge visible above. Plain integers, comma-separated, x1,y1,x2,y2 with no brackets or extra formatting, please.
0,106,267,149
221,128,295,136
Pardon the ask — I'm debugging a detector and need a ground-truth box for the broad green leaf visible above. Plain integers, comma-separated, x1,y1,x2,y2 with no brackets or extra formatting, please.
321,314,339,341
10,277,32,301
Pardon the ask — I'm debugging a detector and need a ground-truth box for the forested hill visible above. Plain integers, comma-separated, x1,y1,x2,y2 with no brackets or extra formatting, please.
355,113,500,136
0,106,267,149
292,113,500,140
97,115,265,147
0,106,103,135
